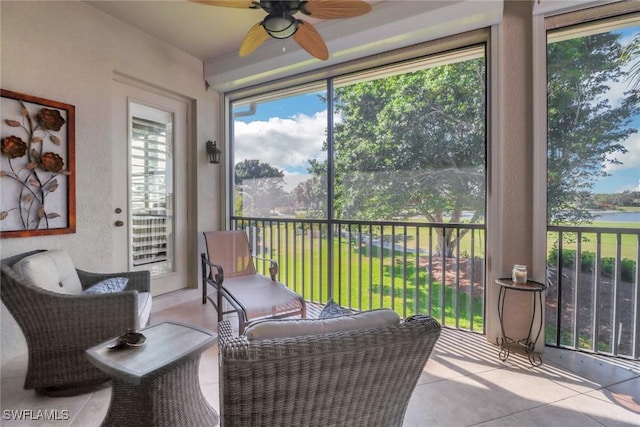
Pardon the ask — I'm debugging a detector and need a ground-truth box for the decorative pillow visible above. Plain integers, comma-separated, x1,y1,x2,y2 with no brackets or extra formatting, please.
319,298,352,319
84,277,129,295
13,250,82,295
245,309,400,341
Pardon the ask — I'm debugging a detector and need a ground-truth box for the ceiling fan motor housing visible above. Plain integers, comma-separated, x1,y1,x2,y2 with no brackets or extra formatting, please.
262,14,298,38
259,1,306,15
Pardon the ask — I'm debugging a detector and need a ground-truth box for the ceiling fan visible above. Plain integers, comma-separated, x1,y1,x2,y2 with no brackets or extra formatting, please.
191,0,372,60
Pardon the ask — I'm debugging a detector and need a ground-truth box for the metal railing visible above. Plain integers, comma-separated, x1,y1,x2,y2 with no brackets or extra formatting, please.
546,225,640,360
229,217,639,359
232,216,486,333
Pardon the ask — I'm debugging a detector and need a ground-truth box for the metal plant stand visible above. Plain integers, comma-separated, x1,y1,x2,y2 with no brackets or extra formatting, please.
495,278,547,366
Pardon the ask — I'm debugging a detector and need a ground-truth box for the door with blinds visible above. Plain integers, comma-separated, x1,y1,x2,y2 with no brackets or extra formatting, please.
112,80,188,296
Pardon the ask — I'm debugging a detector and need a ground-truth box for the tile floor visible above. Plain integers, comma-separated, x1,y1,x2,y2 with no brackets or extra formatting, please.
1,294,639,427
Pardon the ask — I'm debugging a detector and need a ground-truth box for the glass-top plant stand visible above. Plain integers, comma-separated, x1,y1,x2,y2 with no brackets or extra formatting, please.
495,278,547,366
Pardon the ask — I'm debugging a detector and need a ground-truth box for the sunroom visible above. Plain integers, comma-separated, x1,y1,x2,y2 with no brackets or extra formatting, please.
1,0,638,425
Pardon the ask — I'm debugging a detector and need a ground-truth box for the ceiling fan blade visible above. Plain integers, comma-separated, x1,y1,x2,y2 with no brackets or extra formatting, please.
293,20,329,60
190,0,257,9
301,0,372,19
239,22,270,56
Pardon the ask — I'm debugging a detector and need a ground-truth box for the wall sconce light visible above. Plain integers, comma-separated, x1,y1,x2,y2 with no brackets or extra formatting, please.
206,140,222,164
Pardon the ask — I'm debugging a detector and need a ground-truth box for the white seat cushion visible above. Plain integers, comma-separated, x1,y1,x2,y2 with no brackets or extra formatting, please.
12,250,82,295
137,292,152,329
245,309,400,341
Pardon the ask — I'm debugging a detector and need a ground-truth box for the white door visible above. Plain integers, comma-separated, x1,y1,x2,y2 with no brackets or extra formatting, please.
112,80,189,296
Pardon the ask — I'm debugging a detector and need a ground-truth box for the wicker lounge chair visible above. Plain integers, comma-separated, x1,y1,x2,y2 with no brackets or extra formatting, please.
217,313,441,427
201,230,306,334
1,250,151,394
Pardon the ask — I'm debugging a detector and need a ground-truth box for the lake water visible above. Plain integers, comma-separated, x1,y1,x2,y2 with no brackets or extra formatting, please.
592,211,640,222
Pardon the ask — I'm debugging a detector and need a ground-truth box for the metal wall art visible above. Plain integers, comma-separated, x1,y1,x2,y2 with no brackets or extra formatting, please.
0,89,76,238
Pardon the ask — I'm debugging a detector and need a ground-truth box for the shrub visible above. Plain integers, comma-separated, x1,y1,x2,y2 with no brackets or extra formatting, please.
547,249,636,282
621,258,636,282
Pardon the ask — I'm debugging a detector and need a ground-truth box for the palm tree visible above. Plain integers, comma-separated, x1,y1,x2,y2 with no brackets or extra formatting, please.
622,32,640,91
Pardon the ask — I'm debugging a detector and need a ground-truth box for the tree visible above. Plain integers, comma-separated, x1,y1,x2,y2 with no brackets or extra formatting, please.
234,159,287,217
292,179,313,213
234,159,284,184
621,31,640,92
547,31,639,224
321,57,487,257
292,173,327,218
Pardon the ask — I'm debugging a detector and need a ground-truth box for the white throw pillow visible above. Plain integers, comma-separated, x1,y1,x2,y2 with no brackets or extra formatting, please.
12,250,83,295
245,309,400,341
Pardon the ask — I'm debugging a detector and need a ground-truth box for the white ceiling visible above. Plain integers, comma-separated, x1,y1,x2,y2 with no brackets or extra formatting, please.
83,0,504,91
84,0,383,61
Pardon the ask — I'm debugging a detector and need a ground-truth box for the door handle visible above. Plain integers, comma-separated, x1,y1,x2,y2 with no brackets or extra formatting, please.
115,220,124,227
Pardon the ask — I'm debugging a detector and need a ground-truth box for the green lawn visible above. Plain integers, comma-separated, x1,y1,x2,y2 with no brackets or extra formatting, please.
255,223,485,330
250,219,636,333
547,221,639,260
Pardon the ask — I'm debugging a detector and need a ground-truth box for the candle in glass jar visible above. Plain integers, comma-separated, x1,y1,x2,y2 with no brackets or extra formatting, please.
512,265,527,284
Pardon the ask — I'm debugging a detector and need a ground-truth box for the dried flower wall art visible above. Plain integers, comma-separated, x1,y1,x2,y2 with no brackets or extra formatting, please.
1,90,75,238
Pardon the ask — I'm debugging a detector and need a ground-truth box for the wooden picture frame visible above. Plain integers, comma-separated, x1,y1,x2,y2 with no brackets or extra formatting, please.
0,89,76,238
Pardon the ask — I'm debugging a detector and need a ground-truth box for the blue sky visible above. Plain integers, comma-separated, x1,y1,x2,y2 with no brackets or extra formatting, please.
234,92,325,123
233,27,640,195
593,111,639,194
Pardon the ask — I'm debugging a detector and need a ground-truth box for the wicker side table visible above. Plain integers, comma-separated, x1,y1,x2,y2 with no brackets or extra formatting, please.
86,321,218,427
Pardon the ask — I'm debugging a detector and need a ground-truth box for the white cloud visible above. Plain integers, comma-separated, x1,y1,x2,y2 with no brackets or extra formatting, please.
234,111,327,172
603,133,640,173
603,80,630,109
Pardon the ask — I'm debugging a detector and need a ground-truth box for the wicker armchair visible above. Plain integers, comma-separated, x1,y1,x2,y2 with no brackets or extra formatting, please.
217,314,441,427
1,250,151,394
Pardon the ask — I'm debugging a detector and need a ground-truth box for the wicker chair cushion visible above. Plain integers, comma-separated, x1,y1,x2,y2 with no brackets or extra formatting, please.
244,308,400,341
83,277,129,294
12,249,82,295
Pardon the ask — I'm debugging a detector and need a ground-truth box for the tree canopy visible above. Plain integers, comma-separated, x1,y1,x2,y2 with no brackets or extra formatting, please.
309,55,486,256
547,30,639,224
234,159,286,217
234,159,284,184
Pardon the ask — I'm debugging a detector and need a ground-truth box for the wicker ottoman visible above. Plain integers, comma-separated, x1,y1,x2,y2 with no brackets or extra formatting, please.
86,321,218,427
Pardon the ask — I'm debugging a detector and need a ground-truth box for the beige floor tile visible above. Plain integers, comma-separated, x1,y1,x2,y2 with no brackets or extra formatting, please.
199,345,220,384
0,355,28,380
403,393,450,427
582,383,640,419
199,382,220,413
150,298,219,331
419,351,501,385
474,414,537,427
69,386,110,427
603,377,640,410
554,393,640,427
475,365,578,407
510,403,605,427
411,374,519,427
543,346,639,390
0,387,91,427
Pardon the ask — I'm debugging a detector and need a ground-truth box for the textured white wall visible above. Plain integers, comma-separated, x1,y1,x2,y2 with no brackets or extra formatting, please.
0,1,220,362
